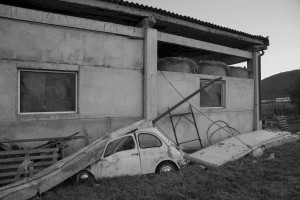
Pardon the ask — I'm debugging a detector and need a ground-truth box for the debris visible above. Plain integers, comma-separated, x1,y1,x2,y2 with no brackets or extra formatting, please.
186,130,291,167
265,153,275,160
197,165,207,170
251,147,265,158
0,120,151,200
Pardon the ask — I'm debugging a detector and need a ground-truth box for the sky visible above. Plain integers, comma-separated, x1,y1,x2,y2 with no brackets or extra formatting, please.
128,0,300,79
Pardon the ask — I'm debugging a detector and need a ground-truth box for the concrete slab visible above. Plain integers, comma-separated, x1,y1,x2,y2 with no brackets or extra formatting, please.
186,130,292,167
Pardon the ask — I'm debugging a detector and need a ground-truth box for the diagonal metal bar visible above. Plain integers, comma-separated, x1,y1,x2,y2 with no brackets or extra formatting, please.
153,76,222,124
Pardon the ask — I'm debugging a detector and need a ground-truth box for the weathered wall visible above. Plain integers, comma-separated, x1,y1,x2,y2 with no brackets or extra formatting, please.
0,17,143,154
156,71,254,148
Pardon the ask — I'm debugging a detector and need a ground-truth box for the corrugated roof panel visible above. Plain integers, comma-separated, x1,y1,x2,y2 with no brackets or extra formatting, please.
100,0,267,42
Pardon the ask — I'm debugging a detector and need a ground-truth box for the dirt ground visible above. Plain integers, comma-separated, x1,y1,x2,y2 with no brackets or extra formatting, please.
40,139,300,200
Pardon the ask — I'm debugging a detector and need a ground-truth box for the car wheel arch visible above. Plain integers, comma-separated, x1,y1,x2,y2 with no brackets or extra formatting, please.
155,160,179,174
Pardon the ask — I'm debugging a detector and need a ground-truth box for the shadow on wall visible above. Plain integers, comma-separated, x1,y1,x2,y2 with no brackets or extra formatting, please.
157,57,249,78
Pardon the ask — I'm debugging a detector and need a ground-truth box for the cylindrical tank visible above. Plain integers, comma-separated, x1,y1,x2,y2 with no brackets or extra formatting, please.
158,57,199,73
227,66,249,78
198,61,227,76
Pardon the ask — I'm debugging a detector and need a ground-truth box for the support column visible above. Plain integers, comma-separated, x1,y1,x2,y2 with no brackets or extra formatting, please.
248,51,261,130
143,27,157,120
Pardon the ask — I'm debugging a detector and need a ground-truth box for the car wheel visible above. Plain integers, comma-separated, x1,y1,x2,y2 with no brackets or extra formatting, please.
157,162,177,174
74,170,95,183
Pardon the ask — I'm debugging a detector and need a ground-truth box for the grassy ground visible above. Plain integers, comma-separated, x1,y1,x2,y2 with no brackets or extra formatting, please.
41,140,300,200
288,118,300,133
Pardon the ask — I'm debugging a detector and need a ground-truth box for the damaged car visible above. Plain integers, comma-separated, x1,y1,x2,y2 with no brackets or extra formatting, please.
74,127,188,182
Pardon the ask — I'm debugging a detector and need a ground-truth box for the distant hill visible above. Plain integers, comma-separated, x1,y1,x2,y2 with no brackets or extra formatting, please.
261,69,300,100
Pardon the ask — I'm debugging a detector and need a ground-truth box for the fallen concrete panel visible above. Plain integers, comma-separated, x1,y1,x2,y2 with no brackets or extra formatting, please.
186,130,291,167
0,120,151,200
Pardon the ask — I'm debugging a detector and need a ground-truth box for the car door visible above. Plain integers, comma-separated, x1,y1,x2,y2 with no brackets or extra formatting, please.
101,134,141,178
137,132,169,174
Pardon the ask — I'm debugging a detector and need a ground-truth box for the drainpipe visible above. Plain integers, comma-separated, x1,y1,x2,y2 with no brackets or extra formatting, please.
258,51,265,121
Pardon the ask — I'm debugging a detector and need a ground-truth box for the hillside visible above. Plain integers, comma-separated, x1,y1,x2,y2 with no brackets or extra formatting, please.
261,69,300,100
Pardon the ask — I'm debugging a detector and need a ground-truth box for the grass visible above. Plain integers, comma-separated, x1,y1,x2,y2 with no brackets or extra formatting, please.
41,140,300,200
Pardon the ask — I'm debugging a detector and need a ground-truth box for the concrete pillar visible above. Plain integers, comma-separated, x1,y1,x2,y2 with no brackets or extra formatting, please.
248,52,261,130
143,27,157,120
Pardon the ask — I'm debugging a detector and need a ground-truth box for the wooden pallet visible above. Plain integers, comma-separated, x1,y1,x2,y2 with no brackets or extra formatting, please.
276,116,290,132
0,148,59,186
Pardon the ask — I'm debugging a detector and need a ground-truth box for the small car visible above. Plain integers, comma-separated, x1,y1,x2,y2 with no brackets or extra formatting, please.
74,127,188,182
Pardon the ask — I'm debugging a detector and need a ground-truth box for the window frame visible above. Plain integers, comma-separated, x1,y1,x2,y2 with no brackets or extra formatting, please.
18,69,78,115
200,79,225,108
138,133,162,149
103,135,136,158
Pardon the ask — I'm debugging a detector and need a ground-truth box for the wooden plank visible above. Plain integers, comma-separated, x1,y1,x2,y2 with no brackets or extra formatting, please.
0,4,143,39
31,161,56,167
0,135,87,143
0,148,59,156
0,164,20,170
0,179,16,185
0,169,41,178
0,172,17,178
0,154,58,163
0,120,151,200
158,32,253,59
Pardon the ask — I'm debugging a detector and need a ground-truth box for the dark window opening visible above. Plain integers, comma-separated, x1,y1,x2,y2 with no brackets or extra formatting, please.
200,81,224,107
138,133,162,149
20,70,76,113
104,136,135,158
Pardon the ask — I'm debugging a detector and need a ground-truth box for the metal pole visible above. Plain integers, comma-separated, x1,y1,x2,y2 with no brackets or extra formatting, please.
152,77,222,124
190,105,202,148
168,108,179,146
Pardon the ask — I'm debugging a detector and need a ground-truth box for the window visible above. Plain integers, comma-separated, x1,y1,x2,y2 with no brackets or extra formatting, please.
200,80,224,108
138,133,162,149
104,136,135,157
19,70,77,113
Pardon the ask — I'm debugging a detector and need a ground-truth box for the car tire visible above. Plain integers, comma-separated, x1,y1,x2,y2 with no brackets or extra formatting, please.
157,162,177,174
74,170,95,183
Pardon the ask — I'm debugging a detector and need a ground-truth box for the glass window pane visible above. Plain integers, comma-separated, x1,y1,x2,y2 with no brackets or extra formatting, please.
20,71,76,113
138,133,162,149
104,136,135,157
200,81,222,107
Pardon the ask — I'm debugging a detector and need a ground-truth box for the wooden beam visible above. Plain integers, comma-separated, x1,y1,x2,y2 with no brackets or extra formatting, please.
158,32,253,59
0,4,143,38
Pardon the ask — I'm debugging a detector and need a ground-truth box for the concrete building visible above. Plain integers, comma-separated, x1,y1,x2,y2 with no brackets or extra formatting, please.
0,0,269,154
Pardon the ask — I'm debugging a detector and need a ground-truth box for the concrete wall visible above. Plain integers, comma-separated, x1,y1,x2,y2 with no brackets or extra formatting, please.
0,17,143,154
156,71,254,148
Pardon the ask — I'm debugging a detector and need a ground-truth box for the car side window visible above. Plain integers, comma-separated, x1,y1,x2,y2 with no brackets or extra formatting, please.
104,136,135,158
138,133,162,149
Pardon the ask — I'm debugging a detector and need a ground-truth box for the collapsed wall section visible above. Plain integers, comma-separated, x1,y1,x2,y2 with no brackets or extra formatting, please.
156,71,254,148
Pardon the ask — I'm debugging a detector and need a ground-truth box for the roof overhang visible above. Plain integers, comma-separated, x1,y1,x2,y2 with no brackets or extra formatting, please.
0,0,269,63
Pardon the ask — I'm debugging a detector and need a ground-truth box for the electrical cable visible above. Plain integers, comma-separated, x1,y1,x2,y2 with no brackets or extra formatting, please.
160,71,253,150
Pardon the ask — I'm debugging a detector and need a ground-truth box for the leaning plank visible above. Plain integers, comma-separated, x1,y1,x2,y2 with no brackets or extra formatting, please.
0,148,58,156
0,119,151,200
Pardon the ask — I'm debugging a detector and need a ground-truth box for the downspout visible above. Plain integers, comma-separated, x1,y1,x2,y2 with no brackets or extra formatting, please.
258,50,265,121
